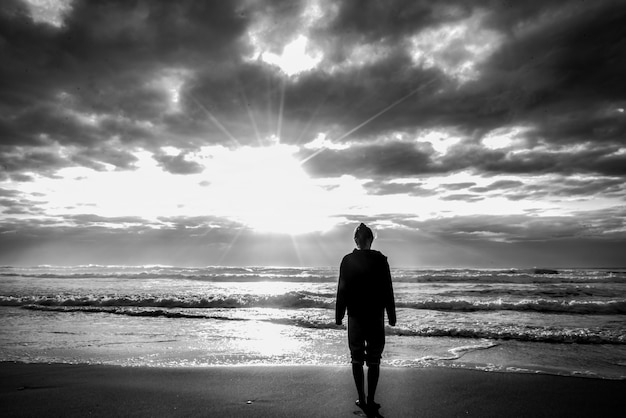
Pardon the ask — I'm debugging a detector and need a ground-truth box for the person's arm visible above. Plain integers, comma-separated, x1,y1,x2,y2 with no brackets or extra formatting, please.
335,259,347,325
384,259,396,326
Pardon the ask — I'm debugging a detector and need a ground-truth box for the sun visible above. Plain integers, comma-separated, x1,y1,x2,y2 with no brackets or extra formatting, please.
204,144,337,234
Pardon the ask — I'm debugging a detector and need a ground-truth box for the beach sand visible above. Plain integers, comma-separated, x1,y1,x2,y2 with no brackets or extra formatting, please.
1,362,624,417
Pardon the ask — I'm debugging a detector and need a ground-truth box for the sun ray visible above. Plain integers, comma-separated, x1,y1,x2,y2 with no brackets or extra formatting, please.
238,87,263,146
276,77,287,142
265,74,275,143
217,225,246,266
294,92,330,145
187,94,241,147
289,234,303,266
299,78,438,165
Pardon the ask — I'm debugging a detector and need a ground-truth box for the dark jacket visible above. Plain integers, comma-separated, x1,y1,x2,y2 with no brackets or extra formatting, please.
335,249,396,325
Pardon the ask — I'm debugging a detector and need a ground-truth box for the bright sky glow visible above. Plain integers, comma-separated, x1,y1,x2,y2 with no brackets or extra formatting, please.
11,144,352,234
482,126,532,150
245,0,329,77
303,133,351,151
200,144,339,233
9,142,614,237
259,35,322,76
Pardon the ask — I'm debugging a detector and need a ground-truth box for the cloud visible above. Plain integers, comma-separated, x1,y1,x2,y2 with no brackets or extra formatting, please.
1,0,625,267
469,180,524,193
394,207,626,243
0,0,249,165
4,0,624,177
500,176,626,201
362,180,438,197
440,194,485,202
300,140,440,178
153,151,204,175
441,182,477,191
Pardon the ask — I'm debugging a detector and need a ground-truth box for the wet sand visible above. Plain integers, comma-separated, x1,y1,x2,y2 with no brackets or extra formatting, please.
1,362,624,417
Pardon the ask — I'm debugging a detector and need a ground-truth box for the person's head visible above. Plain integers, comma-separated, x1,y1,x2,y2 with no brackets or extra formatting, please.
354,223,374,250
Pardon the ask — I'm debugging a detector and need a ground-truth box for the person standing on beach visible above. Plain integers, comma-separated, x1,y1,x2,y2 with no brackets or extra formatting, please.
336,223,396,417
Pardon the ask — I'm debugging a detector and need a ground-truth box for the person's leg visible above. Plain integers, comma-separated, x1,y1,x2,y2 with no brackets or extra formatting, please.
352,363,366,404
364,317,385,408
348,317,367,405
367,363,380,405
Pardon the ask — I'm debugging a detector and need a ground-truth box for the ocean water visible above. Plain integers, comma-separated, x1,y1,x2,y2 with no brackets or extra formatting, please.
1,265,625,379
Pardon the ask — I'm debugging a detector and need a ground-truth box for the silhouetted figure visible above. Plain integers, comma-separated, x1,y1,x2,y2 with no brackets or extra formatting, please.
336,223,396,417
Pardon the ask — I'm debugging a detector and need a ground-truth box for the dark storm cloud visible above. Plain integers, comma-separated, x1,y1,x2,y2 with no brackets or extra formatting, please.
313,0,625,143
71,144,139,171
0,0,249,170
392,208,626,243
325,0,459,42
442,137,626,177
0,188,46,215
503,177,626,201
429,176,625,202
3,0,625,179
300,140,440,178
378,175,621,204
153,151,204,175
0,146,67,178
278,54,444,143
298,0,626,179
301,135,626,179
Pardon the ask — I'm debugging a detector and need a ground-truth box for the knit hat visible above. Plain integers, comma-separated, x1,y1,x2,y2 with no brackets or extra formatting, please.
354,222,374,241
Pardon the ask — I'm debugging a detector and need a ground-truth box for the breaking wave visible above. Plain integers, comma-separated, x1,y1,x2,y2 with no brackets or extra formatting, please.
2,293,624,315
18,304,626,345
3,265,625,284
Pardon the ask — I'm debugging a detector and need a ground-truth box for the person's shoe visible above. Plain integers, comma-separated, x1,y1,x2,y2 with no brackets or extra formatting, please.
355,399,369,415
368,401,381,411
367,401,383,418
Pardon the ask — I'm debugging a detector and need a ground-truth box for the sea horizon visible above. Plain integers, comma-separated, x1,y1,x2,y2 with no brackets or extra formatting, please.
4,263,626,270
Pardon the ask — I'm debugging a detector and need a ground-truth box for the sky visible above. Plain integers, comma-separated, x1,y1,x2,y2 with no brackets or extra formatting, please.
1,0,625,268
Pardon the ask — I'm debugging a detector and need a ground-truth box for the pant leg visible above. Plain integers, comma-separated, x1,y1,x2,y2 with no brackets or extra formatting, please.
348,316,366,365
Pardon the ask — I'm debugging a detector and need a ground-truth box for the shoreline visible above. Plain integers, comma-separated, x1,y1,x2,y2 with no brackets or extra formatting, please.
2,362,625,417
3,358,625,381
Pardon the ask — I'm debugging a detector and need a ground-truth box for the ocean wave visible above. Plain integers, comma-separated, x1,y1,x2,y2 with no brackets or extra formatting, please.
0,271,338,283
2,266,625,284
0,291,334,310
19,304,626,345
21,305,249,321
441,286,623,299
398,298,626,315
387,325,626,345
2,293,625,315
